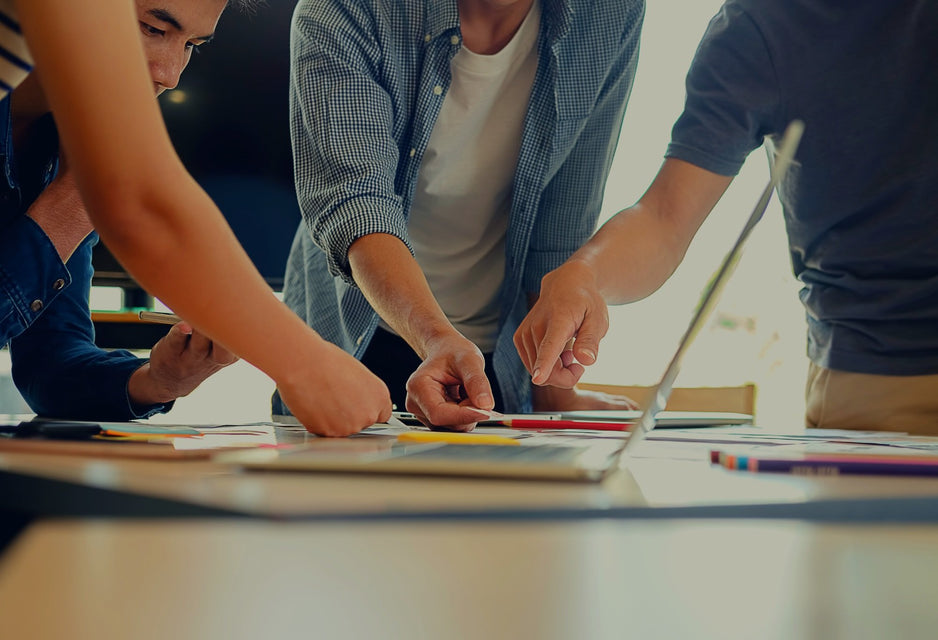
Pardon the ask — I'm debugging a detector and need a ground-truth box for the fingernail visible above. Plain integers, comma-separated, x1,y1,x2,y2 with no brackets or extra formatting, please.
582,350,596,362
476,393,494,409
532,367,542,383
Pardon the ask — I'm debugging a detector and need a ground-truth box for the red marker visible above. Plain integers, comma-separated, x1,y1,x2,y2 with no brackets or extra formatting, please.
499,419,633,432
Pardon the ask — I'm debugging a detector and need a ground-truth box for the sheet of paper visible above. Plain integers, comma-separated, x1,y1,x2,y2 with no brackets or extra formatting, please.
173,424,280,451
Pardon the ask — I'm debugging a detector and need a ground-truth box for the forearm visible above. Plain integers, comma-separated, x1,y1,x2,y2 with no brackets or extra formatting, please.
347,234,459,358
12,339,160,421
564,202,690,306
516,163,730,387
349,234,496,422
95,176,334,387
562,159,734,306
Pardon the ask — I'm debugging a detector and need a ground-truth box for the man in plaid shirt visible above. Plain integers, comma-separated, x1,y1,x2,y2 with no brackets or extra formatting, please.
279,0,644,428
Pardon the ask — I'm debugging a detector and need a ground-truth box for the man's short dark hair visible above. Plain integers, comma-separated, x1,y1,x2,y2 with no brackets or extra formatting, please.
228,0,265,13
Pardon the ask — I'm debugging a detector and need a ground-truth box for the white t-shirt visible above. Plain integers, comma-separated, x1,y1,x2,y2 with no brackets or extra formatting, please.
385,1,540,352
0,1,33,100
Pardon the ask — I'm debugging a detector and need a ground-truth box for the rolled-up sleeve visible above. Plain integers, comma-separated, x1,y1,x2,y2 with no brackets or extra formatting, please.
289,2,410,284
10,234,173,420
0,214,71,345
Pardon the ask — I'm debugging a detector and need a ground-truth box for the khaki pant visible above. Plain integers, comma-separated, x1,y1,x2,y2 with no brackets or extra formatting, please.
805,363,938,435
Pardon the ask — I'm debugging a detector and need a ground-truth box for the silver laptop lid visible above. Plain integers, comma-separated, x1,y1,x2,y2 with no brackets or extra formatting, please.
618,120,804,458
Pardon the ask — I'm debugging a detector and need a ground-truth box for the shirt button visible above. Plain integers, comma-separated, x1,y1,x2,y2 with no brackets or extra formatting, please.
450,35,459,45
52,278,65,291
356,334,365,346
424,33,431,42
30,300,43,312
432,85,443,96
409,148,416,157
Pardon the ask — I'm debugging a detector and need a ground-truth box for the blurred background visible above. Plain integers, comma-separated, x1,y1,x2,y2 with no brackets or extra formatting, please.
1,0,807,429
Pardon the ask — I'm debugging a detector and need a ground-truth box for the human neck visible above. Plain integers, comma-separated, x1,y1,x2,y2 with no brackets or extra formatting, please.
458,0,534,54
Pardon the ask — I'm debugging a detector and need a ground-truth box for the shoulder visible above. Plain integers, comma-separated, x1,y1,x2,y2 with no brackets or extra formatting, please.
293,0,426,33
549,0,644,82
563,0,645,33
691,1,774,68
293,0,430,60
698,0,778,51
553,0,644,63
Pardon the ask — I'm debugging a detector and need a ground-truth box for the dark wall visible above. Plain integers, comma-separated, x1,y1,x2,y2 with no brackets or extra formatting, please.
93,0,300,292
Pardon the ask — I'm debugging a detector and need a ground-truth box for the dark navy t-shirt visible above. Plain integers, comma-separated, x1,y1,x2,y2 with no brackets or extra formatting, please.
667,0,938,376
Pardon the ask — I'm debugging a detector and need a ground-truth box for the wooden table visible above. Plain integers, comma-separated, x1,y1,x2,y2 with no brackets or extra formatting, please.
4,429,938,638
4,436,938,522
1,518,936,639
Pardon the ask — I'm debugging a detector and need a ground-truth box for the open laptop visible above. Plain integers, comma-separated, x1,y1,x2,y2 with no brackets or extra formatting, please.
223,121,803,481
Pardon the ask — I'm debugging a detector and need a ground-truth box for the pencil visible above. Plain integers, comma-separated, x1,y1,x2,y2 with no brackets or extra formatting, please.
137,311,182,325
716,451,938,476
397,431,520,446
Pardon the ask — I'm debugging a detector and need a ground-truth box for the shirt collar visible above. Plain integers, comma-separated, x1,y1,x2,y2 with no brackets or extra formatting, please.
541,0,573,43
424,0,573,44
424,0,460,41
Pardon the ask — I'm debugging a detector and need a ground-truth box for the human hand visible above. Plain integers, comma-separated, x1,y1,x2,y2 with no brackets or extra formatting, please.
404,334,495,431
128,321,239,405
531,384,639,412
276,340,393,437
514,261,610,389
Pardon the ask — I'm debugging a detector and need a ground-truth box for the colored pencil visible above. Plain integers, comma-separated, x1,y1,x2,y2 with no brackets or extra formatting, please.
715,451,938,476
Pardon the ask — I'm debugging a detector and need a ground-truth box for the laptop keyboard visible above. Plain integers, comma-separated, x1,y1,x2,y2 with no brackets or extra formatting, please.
400,444,587,464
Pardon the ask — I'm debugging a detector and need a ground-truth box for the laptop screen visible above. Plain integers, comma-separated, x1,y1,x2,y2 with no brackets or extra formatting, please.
618,120,804,457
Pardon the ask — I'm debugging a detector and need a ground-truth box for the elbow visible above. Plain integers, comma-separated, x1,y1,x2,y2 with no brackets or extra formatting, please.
10,369,58,418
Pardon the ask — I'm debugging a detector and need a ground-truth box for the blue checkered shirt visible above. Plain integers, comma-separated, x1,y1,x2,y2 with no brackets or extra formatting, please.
283,0,645,412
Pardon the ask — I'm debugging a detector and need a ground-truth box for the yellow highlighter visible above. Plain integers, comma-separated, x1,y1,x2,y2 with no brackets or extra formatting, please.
397,431,520,446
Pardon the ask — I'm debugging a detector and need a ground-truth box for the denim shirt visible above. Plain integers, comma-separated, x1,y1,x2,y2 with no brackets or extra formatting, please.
283,0,645,412
0,96,171,420
0,100,69,343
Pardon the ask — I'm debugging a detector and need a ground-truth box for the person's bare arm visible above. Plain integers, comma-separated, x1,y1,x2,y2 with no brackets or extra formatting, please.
514,158,733,387
18,0,392,435
348,234,494,429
